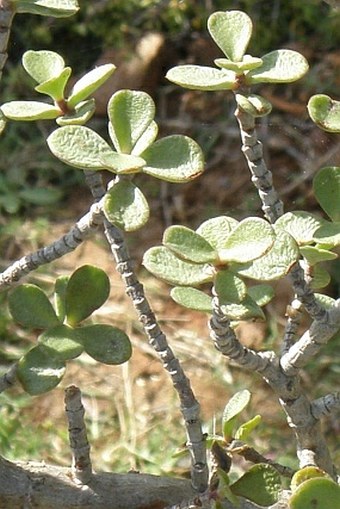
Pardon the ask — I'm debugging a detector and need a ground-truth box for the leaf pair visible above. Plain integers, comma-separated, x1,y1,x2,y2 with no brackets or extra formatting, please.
13,0,79,17
8,265,132,395
289,466,340,509
48,90,204,231
143,216,299,320
1,50,115,126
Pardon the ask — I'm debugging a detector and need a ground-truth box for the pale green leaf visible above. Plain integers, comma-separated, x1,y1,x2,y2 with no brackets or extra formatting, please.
163,225,217,263
220,295,265,321
275,211,325,245
22,50,65,84
1,101,60,121
231,229,299,281
103,180,149,232
142,135,204,182
231,464,281,506
289,477,340,509
235,93,272,117
9,284,60,329
65,265,110,326
14,0,79,17
143,246,214,286
217,217,275,263
247,49,309,84
38,325,83,360
35,67,72,101
131,121,158,156
108,90,155,154
308,95,340,133
166,65,236,91
313,221,340,248
309,264,331,290
300,245,337,266
215,55,262,72
68,64,116,108
208,10,252,62
247,284,275,307
17,345,66,395
56,98,96,126
290,466,332,492
235,414,261,441
215,270,247,303
313,166,340,221
223,390,251,427
170,287,212,312
196,216,239,250
77,324,132,365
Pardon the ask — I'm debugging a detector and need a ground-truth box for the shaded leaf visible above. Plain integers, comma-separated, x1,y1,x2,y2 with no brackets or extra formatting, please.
231,464,281,506
208,10,252,62
223,390,251,439
220,296,265,321
313,166,340,221
170,287,212,312
35,67,72,101
300,245,337,266
17,345,66,395
68,64,116,108
9,284,60,329
309,264,331,290
308,95,340,133
14,0,79,17
142,135,204,182
313,221,340,248
56,98,96,126
275,211,326,245
235,93,272,117
54,275,69,322
289,477,340,509
65,265,110,326
1,101,60,121
247,284,275,307
143,246,214,286
196,216,239,250
215,270,247,304
166,65,236,91
38,325,84,360
163,225,216,263
247,49,308,84
291,466,331,491
78,324,132,365
18,187,63,205
22,50,65,84
235,414,261,441
103,180,149,231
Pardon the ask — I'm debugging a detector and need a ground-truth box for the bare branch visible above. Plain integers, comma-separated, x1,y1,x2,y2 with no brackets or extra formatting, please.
311,392,340,420
0,0,15,81
282,298,303,355
0,363,17,393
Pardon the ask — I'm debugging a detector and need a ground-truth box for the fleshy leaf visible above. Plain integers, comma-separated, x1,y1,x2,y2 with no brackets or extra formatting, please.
291,466,331,491
103,180,150,231
215,270,247,303
215,55,262,72
1,101,60,121
142,135,204,182
220,296,265,321
131,121,158,156
223,389,251,439
313,221,340,248
208,10,252,62
247,284,275,307
17,345,66,395
77,324,132,365
309,264,330,290
143,246,214,286
234,414,261,441
235,93,272,117
14,0,79,17
65,265,110,326
163,225,217,263
217,217,275,263
35,67,72,101
56,98,96,126
166,65,236,91
68,64,116,108
289,477,340,509
108,90,155,154
231,229,299,281
22,50,65,84
54,275,69,322
275,211,324,245
38,325,84,360
170,287,212,312
9,284,60,329
313,166,340,221
300,245,337,265
196,216,239,250
231,464,281,506
308,95,340,133
246,49,309,84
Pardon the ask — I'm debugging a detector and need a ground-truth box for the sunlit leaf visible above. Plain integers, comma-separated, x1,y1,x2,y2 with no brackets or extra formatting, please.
14,0,79,17
196,216,239,249
231,464,281,506
234,414,261,441
166,65,236,91
289,477,340,509
35,67,72,101
22,50,65,83
208,10,252,62
308,95,340,133
235,93,272,117
313,221,340,248
68,64,116,108
1,101,60,121
9,284,60,329
222,390,251,439
220,296,265,321
300,245,337,266
78,324,132,365
215,55,262,72
275,211,325,245
247,49,309,84
170,287,212,312
163,225,217,263
103,180,149,231
132,121,158,155
313,166,340,221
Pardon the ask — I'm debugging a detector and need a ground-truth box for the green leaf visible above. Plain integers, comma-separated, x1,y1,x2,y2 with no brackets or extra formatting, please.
208,10,253,62
234,414,261,441
235,93,272,117
217,217,275,263
230,464,281,506
108,90,155,154
68,64,116,108
313,166,340,221
103,180,150,231
38,325,83,360
56,99,96,126
170,287,212,312
275,211,324,245
291,466,332,491
215,55,262,72
14,0,79,17
231,229,299,281
300,245,337,266
163,225,217,263
196,216,239,250
247,284,275,307
54,275,69,322
222,390,251,439
18,187,63,205
289,477,340,509
9,284,60,329
77,324,132,365
143,246,214,286
215,270,247,303
22,50,65,84
35,67,72,101
131,121,158,155
1,101,60,121
309,264,331,290
247,49,309,84
217,468,240,507
313,221,340,248
17,345,66,395
166,65,236,91
65,265,110,326
308,95,340,133
220,296,265,321
142,135,204,182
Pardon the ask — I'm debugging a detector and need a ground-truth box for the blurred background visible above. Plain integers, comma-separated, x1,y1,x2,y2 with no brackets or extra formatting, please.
0,0,339,482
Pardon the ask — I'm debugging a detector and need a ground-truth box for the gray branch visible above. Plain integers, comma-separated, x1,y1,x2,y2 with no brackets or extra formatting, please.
0,200,104,291
0,363,17,393
0,0,15,82
311,392,340,419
